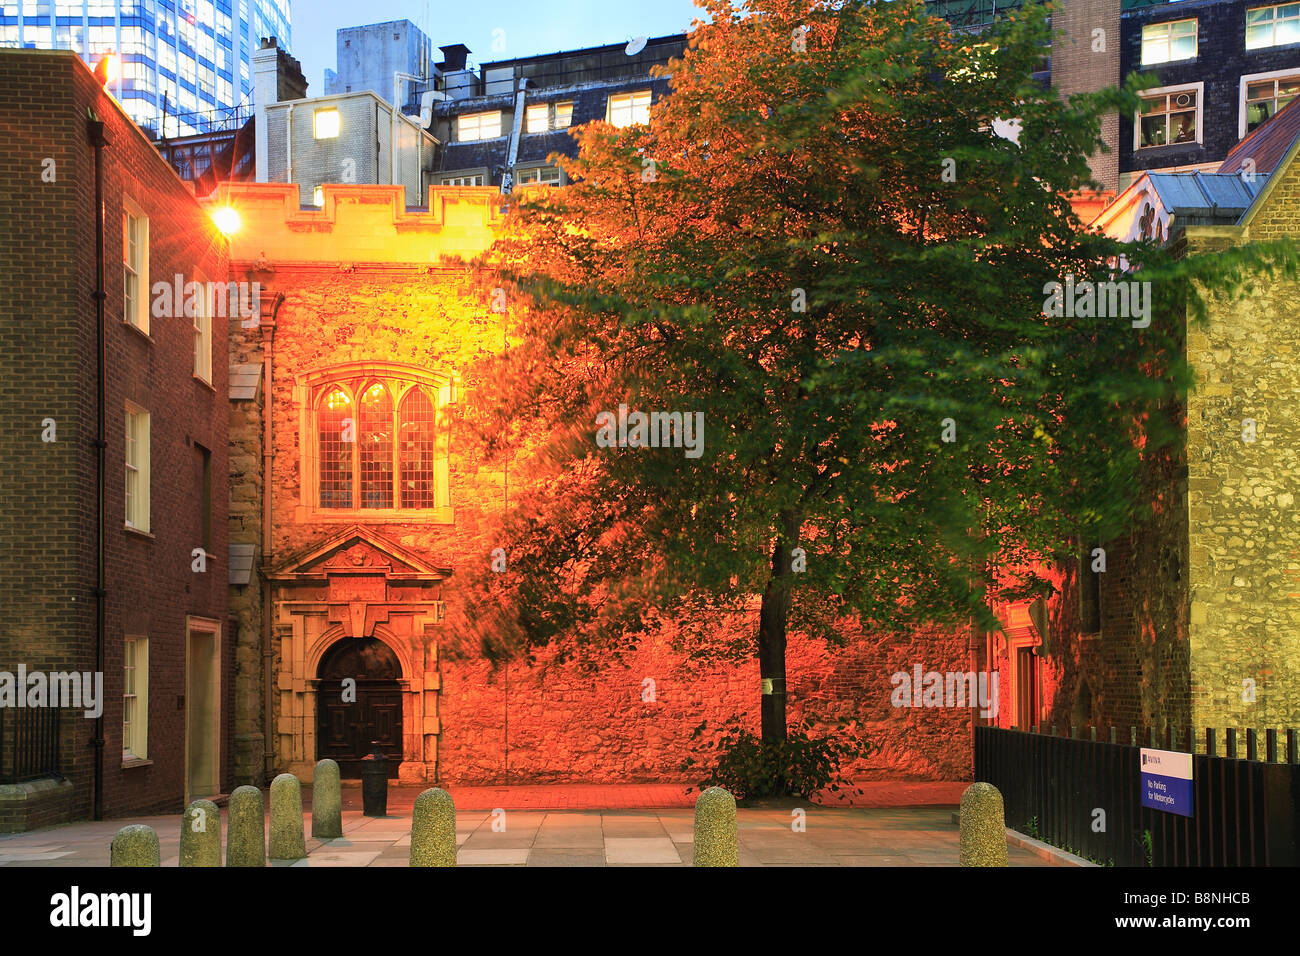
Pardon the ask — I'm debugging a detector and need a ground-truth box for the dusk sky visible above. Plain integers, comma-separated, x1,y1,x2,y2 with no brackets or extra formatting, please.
291,0,709,92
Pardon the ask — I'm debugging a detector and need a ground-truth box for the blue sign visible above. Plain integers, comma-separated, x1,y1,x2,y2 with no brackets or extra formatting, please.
1140,748,1193,818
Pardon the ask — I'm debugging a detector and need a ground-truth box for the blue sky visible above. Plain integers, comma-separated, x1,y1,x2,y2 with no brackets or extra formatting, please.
289,0,710,93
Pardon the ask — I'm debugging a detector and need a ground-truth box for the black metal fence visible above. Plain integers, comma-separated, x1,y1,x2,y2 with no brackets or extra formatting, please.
0,708,62,784
974,724,1300,866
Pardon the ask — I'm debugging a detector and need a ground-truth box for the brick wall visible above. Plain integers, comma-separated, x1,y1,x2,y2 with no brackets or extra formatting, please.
1120,0,1300,176
0,50,230,825
1051,0,1122,191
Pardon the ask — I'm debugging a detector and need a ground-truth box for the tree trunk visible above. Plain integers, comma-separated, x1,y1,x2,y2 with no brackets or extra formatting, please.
758,509,799,747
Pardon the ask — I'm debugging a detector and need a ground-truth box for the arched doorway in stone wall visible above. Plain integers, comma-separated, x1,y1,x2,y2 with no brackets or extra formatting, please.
316,636,404,778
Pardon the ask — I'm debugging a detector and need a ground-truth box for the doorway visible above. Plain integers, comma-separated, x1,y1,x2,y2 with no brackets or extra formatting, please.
316,637,403,778
186,618,221,802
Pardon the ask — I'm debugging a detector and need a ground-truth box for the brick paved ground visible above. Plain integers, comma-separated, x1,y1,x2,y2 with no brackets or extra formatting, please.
0,782,1060,867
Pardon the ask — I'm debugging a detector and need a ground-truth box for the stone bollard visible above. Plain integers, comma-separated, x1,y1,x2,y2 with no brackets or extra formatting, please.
180,799,222,867
312,758,343,840
226,784,266,867
693,786,738,866
409,788,456,867
110,824,160,867
959,782,1008,867
269,772,308,861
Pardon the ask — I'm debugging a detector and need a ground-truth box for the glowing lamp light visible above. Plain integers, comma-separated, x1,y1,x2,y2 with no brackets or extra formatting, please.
211,206,242,236
93,53,120,87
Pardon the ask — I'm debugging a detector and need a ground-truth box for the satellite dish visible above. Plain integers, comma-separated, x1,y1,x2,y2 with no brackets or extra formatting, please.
625,36,647,56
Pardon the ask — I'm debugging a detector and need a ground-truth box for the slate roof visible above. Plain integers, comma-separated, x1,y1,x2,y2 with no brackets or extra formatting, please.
1218,96,1300,177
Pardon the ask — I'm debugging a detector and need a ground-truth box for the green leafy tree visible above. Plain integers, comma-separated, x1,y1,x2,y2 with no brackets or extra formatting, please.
451,0,1297,759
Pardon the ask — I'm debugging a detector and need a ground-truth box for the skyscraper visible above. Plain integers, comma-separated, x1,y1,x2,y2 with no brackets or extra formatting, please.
0,0,291,136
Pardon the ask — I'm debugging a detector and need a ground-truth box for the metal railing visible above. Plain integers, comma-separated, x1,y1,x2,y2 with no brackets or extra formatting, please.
975,724,1300,866
0,708,62,784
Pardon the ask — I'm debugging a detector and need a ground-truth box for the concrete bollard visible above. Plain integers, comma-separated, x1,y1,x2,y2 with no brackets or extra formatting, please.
312,758,343,840
110,824,160,867
269,772,308,861
959,782,1008,867
226,784,266,867
180,799,222,867
409,788,456,867
693,786,738,866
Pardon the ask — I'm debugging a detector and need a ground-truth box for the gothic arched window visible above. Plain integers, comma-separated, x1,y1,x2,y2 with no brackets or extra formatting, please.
358,383,393,509
400,387,436,509
319,388,353,509
306,366,452,516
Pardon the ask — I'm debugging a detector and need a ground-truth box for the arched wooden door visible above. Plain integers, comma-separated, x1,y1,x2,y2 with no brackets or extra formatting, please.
316,637,403,778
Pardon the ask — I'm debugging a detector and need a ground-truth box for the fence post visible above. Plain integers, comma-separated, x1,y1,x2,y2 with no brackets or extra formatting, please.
1266,729,1278,763
111,824,160,867
1109,726,1117,745
693,786,738,867
180,799,221,867
1226,728,1238,759
410,788,457,867
1288,729,1298,765
1206,728,1216,757
269,772,307,861
1089,726,1097,743
1246,729,1258,762
959,783,1008,867
1130,726,1137,746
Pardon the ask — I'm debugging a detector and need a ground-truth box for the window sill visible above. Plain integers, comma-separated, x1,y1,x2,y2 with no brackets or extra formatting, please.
194,373,215,392
1135,141,1201,153
122,320,152,342
121,757,152,770
124,524,155,539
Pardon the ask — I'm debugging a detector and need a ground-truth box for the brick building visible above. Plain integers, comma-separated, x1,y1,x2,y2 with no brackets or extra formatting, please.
0,49,231,830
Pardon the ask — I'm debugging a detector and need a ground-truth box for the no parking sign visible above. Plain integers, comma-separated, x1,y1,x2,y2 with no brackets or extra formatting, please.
1140,748,1194,818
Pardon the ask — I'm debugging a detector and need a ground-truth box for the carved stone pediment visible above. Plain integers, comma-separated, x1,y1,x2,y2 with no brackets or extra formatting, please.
270,526,451,583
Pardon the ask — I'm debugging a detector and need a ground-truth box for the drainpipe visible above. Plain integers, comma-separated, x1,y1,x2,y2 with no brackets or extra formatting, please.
260,292,284,778
284,103,293,193
87,114,110,821
500,78,529,195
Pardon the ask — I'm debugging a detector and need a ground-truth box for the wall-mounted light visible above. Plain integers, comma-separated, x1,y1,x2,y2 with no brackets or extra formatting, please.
211,206,242,236
93,53,120,88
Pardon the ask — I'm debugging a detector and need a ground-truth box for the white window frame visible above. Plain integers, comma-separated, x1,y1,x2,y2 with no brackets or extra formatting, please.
456,110,502,142
607,90,652,128
123,636,149,761
1140,19,1198,66
517,164,562,187
313,107,340,139
122,197,149,334
193,272,212,384
525,103,549,134
1134,82,1204,151
1246,3,1300,50
524,101,574,134
1239,67,1300,137
440,171,486,187
125,403,151,533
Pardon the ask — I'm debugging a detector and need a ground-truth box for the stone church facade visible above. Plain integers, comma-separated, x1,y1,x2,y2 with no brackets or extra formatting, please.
219,181,976,787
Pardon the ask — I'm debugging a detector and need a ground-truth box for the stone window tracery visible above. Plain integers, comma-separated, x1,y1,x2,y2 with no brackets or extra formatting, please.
301,364,453,519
